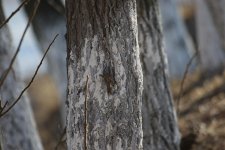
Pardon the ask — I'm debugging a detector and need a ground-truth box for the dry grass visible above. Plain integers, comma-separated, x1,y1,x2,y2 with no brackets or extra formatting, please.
173,70,225,150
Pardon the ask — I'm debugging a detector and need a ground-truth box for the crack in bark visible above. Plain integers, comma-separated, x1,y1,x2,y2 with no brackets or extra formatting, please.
100,64,116,95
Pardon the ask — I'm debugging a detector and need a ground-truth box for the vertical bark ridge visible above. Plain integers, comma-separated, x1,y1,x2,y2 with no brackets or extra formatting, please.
137,0,180,149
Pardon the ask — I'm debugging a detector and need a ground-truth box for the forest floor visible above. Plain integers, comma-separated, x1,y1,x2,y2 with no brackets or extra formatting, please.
28,70,225,150
172,70,225,150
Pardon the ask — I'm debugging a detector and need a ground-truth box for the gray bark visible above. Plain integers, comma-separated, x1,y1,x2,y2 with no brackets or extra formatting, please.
176,0,194,6
24,0,67,124
205,0,225,50
0,2,43,150
196,0,225,72
159,0,196,79
66,0,143,149
137,1,180,150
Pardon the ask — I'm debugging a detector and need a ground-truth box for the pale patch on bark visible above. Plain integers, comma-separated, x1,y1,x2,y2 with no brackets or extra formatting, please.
67,50,75,94
115,138,123,150
66,0,143,149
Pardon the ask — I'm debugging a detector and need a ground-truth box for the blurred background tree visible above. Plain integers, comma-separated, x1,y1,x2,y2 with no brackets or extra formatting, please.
0,1,43,149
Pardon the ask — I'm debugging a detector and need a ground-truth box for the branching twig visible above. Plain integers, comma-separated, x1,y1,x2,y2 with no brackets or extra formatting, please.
84,75,89,150
177,52,197,117
0,34,58,118
0,101,8,114
0,0,40,88
0,0,30,29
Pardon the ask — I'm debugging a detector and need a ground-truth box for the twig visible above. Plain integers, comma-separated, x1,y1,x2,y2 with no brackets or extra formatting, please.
0,101,8,114
174,67,224,99
0,0,40,88
0,34,58,118
84,76,89,150
177,52,197,117
0,0,30,29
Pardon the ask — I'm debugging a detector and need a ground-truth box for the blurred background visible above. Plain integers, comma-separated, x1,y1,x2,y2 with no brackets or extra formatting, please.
2,0,225,149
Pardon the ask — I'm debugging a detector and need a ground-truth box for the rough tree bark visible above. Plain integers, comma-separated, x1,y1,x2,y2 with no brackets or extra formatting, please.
196,0,225,73
158,0,196,79
0,2,43,150
137,0,180,150
66,0,143,149
24,0,67,123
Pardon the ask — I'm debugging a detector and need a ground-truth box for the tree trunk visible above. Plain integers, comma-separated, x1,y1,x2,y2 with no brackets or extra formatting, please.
196,0,225,73
205,0,225,51
137,0,180,149
66,0,143,149
159,0,196,79
24,0,67,124
0,2,43,150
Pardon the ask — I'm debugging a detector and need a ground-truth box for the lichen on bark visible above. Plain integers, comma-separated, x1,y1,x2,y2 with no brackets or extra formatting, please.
66,0,143,149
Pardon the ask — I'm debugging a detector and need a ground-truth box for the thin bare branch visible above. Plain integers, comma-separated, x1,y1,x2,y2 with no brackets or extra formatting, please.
0,0,39,88
0,0,30,29
177,52,197,117
0,34,59,118
0,101,8,114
